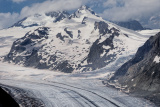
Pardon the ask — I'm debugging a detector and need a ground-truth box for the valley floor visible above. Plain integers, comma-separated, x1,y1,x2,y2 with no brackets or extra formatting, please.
0,62,157,107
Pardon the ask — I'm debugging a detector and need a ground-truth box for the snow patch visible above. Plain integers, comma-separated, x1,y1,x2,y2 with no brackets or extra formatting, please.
153,55,160,63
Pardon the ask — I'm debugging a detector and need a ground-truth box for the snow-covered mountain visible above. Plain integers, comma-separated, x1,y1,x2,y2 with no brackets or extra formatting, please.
11,11,70,28
109,32,160,103
3,5,149,73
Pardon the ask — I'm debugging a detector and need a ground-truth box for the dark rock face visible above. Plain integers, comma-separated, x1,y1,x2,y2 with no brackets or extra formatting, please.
80,21,121,71
82,17,88,24
64,28,73,38
4,27,74,73
110,32,160,101
56,33,64,41
56,11,70,22
94,21,110,35
114,20,144,30
11,17,32,28
46,11,59,17
46,11,70,22
54,61,73,73
5,27,49,66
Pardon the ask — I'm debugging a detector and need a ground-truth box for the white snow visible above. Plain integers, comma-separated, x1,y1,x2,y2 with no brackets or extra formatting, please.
137,29,160,37
0,27,38,56
21,13,56,27
0,62,156,107
103,45,111,50
153,55,160,63
0,7,158,106
0,6,154,72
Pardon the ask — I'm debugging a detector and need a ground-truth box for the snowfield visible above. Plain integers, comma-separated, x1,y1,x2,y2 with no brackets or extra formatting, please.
0,6,159,107
137,29,160,37
2,6,154,73
0,62,157,107
0,28,158,107
0,27,39,56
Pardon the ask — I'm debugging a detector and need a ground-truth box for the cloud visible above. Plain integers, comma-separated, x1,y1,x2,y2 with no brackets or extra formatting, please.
12,0,26,3
1,0,160,29
0,0,88,29
20,0,88,18
0,12,20,29
103,0,117,8
100,0,160,21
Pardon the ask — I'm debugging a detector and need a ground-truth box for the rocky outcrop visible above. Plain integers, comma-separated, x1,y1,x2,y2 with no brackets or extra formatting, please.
4,27,74,73
5,27,49,66
110,32,160,103
82,21,121,71
46,11,70,22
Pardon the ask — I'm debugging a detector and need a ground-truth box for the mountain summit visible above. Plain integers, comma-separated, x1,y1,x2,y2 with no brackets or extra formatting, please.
4,6,147,73
12,11,70,28
69,5,99,19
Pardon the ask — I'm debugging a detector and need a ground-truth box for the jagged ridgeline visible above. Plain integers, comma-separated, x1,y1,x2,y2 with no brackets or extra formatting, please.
4,5,145,73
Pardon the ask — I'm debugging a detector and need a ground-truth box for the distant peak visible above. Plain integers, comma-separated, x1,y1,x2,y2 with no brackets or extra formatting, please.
77,5,94,12
79,5,89,10
69,5,99,19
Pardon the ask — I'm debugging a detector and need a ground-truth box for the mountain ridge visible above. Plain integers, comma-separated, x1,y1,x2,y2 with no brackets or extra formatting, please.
11,11,70,28
108,32,160,105
3,5,148,73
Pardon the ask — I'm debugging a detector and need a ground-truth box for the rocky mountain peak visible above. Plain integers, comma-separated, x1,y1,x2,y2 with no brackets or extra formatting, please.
12,11,70,28
4,5,147,74
69,5,99,19
79,5,89,10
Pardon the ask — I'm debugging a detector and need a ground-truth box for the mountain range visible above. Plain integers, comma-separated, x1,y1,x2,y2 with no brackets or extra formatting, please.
0,4,160,106
2,5,148,73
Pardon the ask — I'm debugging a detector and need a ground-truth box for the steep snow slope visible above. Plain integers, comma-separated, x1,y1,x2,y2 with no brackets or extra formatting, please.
3,5,150,73
0,11,69,57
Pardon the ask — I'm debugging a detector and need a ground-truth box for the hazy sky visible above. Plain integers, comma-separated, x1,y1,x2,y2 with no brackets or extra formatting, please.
0,0,160,29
